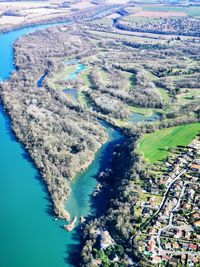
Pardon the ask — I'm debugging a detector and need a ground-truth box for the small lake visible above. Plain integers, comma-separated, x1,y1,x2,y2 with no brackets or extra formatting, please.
66,63,87,80
130,112,161,123
63,61,87,101
63,88,78,100
37,71,48,87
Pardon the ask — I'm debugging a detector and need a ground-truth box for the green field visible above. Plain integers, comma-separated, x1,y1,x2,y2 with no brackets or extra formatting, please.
158,88,170,102
139,123,200,163
122,15,162,23
129,106,163,116
144,5,200,18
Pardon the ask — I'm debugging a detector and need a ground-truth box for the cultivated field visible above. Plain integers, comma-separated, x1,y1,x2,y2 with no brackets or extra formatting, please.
134,10,187,18
139,123,200,163
144,5,200,18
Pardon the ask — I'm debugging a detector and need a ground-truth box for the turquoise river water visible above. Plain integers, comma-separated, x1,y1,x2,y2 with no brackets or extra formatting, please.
0,25,124,266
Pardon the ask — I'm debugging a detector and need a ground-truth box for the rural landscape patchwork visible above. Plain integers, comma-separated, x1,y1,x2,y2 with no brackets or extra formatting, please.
0,0,199,266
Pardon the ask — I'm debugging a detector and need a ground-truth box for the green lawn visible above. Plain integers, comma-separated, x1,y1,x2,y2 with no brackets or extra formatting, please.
158,88,170,102
47,65,77,90
79,68,92,88
139,123,200,163
129,106,163,116
78,91,94,108
122,15,162,23
98,68,109,84
177,89,200,106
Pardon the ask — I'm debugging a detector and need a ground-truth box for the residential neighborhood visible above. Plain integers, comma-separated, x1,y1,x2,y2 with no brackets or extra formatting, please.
135,138,200,266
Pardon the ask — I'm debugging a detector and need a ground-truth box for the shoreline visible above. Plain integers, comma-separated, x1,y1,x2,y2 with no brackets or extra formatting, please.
0,4,122,35
0,8,112,223
61,132,108,222
1,86,109,223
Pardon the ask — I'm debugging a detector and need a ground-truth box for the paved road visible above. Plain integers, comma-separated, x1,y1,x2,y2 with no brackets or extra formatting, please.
154,169,186,218
156,182,186,250
130,169,187,246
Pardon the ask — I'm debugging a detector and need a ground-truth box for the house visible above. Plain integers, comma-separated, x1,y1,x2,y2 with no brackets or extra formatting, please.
155,221,161,228
183,203,191,210
175,229,182,239
192,212,199,219
172,242,180,250
191,164,200,170
165,243,172,250
162,255,172,262
188,189,195,199
152,256,162,263
148,240,155,253
163,208,170,217
196,159,200,165
149,227,156,235
194,220,200,227
159,215,168,224
197,234,200,240
188,255,199,266
193,256,199,264
181,242,188,250
151,187,159,194
189,243,198,251
181,254,187,264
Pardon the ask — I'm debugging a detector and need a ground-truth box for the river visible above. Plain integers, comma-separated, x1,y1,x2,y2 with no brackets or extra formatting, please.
0,23,124,267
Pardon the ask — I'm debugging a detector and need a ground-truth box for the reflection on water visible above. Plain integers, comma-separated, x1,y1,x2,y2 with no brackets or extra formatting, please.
130,112,161,123
66,62,87,80
63,88,78,100
37,71,48,87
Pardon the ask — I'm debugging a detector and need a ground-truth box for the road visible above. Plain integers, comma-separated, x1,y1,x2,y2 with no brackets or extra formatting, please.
156,181,186,251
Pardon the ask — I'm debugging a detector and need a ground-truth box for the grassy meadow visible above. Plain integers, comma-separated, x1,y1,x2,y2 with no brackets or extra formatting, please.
139,123,200,163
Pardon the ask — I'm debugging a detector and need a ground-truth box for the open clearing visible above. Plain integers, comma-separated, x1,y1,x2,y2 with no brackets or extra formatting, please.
139,123,200,163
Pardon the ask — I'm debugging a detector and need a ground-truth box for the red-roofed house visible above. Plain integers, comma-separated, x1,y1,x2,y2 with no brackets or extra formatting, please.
189,243,198,251
162,255,172,262
148,241,155,253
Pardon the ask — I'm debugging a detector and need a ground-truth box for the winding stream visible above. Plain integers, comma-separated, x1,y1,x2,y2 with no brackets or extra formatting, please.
0,24,124,267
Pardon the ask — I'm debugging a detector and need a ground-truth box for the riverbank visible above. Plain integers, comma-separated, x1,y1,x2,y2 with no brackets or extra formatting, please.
0,20,126,266
0,4,122,35
0,98,124,267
